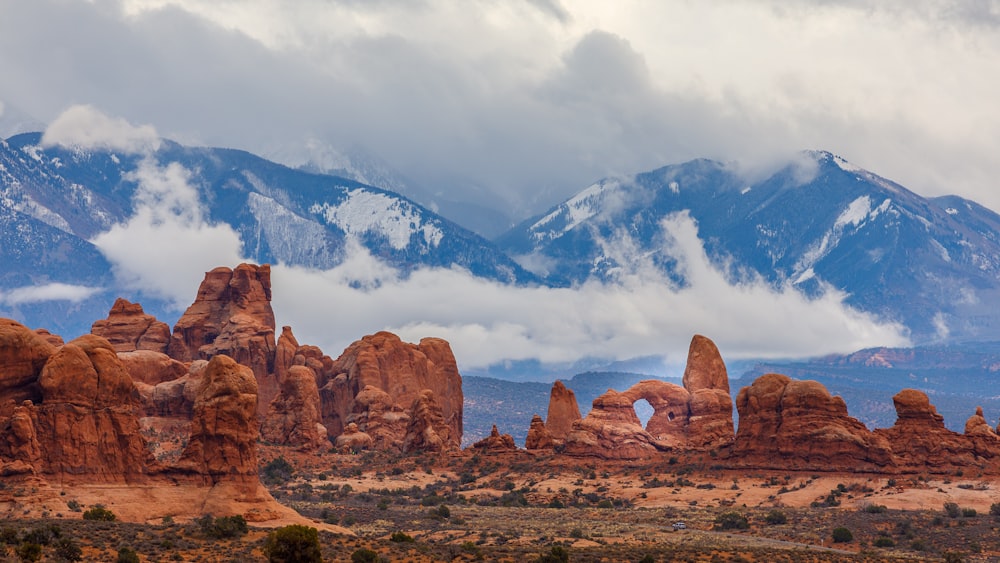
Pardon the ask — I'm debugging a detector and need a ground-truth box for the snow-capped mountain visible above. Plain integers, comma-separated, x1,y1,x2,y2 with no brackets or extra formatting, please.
497,151,1000,343
0,132,535,335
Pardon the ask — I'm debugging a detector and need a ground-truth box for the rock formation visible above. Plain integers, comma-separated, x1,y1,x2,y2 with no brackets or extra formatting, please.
91,298,170,353
731,373,894,471
0,318,56,404
261,365,329,451
168,264,278,414
274,326,300,384
874,389,1000,471
966,406,999,439
681,335,735,449
545,380,581,442
320,332,463,451
564,389,669,460
525,415,555,450
403,389,455,453
334,422,374,451
471,425,518,452
561,334,735,457
177,354,260,485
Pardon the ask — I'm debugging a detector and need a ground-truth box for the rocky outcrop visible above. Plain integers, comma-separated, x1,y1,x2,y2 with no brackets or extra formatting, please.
261,365,328,451
177,354,260,485
966,407,998,439
321,332,463,451
33,329,64,347
873,389,1000,471
471,425,517,452
622,380,690,448
403,390,455,453
334,422,374,451
525,415,555,450
91,298,170,353
546,381,581,442
564,389,668,460
32,334,157,482
168,264,278,414
0,318,56,404
731,373,894,471
681,335,735,449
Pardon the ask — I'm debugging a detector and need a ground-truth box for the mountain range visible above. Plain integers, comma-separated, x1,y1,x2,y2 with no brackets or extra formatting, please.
4,131,1000,355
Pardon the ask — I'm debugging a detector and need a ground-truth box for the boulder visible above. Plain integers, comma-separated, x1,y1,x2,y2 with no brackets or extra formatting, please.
177,354,260,485
168,264,278,415
320,332,462,451
731,373,894,471
33,329,64,347
525,415,555,450
334,422,374,451
966,407,999,439
471,424,518,452
545,380,581,441
261,365,328,451
118,350,188,386
91,298,170,353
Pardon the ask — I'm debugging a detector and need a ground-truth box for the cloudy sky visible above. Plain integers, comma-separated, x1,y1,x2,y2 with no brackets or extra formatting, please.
2,0,999,216
1,0,995,372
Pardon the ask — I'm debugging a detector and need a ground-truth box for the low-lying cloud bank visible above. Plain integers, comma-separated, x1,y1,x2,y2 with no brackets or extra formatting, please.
270,214,909,370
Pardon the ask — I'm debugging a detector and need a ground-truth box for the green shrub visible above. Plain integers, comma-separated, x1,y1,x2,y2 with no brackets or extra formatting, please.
82,505,116,521
15,542,42,562
434,504,451,519
991,502,1000,518
962,507,977,518
197,514,248,539
765,509,787,525
263,525,322,563
351,548,380,563
261,457,294,485
713,511,749,530
116,547,140,563
831,527,853,543
54,538,82,562
944,502,961,518
537,545,569,563
390,531,414,543
873,536,895,547
862,503,888,513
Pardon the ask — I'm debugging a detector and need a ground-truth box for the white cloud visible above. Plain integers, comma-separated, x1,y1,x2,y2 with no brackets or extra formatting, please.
90,158,244,307
41,105,161,154
0,283,102,305
271,212,908,371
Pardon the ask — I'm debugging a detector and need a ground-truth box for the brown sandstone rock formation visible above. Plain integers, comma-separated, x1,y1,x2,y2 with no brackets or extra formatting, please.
471,425,518,452
334,422,374,451
403,390,455,453
177,354,260,485
91,298,170,353
0,318,56,404
561,334,735,457
320,332,463,451
33,334,157,482
168,264,278,415
261,365,328,451
525,415,555,450
564,389,668,460
546,380,582,441
874,389,1000,471
966,407,999,439
731,373,894,472
33,329,64,347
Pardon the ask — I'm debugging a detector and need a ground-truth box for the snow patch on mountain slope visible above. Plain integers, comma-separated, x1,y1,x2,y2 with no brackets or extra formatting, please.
530,179,620,241
247,192,336,266
309,188,443,250
793,196,894,279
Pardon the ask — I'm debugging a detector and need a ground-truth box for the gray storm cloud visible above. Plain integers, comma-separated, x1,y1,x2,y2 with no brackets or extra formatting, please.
0,0,998,217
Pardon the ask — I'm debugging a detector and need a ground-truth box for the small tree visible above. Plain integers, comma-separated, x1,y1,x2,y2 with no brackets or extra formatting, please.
832,527,853,543
54,538,83,562
263,525,322,563
765,509,787,525
351,548,379,563
15,542,42,563
82,505,116,521
538,545,569,563
116,547,140,563
713,511,749,530
944,502,961,518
